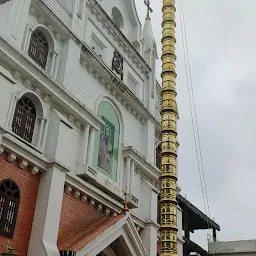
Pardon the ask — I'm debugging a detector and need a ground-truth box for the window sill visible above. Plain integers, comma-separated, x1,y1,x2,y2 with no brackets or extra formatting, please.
4,131,44,155
78,163,124,202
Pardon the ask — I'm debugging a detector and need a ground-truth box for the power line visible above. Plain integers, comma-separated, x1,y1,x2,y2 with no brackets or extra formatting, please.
177,0,214,249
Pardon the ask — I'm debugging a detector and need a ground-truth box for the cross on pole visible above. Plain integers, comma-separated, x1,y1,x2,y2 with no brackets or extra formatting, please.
2,240,11,252
144,0,153,19
2,240,16,254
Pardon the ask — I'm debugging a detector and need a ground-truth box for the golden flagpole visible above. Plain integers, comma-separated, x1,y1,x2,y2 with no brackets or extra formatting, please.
160,0,178,255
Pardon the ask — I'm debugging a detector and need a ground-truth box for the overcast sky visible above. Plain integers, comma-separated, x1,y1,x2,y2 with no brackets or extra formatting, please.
136,0,256,249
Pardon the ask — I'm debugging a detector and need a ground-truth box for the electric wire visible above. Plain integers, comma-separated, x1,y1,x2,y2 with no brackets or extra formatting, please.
177,0,216,249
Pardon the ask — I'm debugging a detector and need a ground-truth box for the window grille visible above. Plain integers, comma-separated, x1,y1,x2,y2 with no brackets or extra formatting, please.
12,96,36,143
0,180,20,239
28,30,49,69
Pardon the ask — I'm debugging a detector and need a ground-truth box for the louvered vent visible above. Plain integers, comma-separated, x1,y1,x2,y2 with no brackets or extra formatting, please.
127,76,137,95
91,38,103,58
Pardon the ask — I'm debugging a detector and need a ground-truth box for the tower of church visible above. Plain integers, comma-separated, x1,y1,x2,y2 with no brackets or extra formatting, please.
0,0,183,255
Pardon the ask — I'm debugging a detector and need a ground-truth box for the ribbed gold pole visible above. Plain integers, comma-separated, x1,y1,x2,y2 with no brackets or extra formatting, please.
160,0,178,256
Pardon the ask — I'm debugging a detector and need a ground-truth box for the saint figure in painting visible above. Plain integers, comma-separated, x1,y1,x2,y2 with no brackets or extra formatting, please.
98,125,113,172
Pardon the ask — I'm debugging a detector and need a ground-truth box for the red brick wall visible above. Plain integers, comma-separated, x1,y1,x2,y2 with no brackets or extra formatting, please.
0,153,40,256
58,191,110,248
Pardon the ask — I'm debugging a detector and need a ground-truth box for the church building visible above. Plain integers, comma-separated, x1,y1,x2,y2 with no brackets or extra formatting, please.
0,0,184,255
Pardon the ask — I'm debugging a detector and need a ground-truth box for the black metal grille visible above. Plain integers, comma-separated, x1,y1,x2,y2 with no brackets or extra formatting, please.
0,180,20,239
28,30,49,69
59,251,76,256
12,96,36,143
156,144,161,169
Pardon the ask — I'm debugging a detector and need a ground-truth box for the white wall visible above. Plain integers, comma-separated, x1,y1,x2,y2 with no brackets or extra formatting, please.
84,17,145,102
98,0,139,43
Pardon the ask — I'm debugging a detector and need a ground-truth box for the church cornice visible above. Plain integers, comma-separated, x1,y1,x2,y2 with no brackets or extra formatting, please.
65,173,124,214
123,146,160,183
80,49,161,129
87,0,151,77
28,0,161,129
0,37,102,131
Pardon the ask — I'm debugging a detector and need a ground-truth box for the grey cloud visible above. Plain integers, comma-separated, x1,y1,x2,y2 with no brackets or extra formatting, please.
136,0,256,249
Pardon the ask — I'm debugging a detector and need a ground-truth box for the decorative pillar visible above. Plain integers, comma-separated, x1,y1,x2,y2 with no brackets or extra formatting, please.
129,160,135,194
25,28,32,53
86,128,96,166
160,0,178,256
37,118,45,148
50,51,57,76
41,119,49,149
52,53,60,80
125,157,131,193
7,95,18,128
22,24,31,51
27,166,66,256
81,123,90,163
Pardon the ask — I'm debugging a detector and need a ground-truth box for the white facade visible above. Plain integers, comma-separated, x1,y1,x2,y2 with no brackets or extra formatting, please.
209,240,256,256
0,0,183,255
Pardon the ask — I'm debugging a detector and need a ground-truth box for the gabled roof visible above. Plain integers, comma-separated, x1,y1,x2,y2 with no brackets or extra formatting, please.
59,213,125,252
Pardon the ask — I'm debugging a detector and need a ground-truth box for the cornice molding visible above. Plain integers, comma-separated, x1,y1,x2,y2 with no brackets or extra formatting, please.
80,55,147,123
28,0,161,130
123,146,160,183
0,38,102,130
63,183,117,218
87,0,151,78
65,172,124,214
0,138,43,176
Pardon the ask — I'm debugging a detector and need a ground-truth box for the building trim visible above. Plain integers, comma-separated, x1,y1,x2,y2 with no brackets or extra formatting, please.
65,173,124,213
0,37,102,130
123,146,160,182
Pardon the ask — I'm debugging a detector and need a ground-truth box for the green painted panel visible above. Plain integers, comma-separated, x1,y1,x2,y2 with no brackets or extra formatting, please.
93,101,120,181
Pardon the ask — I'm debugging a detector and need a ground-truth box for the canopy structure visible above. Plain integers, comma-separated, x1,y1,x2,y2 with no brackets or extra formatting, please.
177,194,220,256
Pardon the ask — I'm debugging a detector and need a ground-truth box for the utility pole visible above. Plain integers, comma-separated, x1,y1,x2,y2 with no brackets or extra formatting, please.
160,0,178,255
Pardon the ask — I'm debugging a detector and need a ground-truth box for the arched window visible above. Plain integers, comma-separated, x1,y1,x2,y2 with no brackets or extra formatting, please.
0,180,20,239
112,7,124,30
156,143,161,169
12,96,36,143
93,101,120,181
28,29,49,69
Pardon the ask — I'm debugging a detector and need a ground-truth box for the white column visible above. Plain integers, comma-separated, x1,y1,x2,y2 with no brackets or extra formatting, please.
53,53,60,79
129,160,135,194
81,123,90,163
86,128,96,166
141,189,158,256
27,166,66,256
41,119,49,149
37,118,45,148
125,157,131,193
25,28,32,53
77,0,85,18
7,96,18,128
50,51,57,76
141,224,158,256
22,24,30,51
71,0,79,18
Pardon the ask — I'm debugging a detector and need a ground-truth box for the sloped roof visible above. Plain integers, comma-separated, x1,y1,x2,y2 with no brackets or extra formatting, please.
59,213,125,252
177,194,220,231
57,191,126,252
